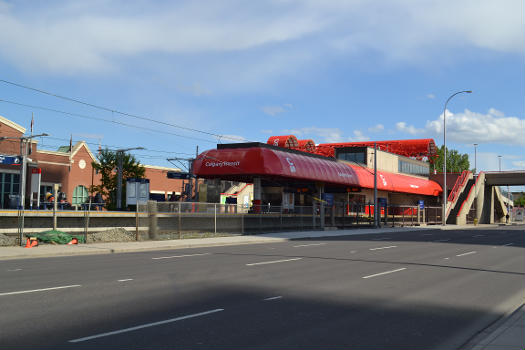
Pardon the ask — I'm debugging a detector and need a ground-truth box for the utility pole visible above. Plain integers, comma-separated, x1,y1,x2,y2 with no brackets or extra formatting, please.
0,133,49,245
374,143,378,228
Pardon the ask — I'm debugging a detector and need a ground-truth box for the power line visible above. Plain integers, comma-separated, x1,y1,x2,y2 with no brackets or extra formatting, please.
0,78,251,143
0,98,218,144
42,136,195,156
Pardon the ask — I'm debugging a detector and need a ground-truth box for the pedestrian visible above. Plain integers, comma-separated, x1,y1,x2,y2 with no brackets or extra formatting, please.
506,213,509,224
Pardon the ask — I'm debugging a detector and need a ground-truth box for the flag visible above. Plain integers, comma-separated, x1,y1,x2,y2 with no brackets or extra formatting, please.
30,113,34,134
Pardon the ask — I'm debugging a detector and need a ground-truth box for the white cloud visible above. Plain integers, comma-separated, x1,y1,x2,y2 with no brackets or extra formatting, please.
0,0,521,77
281,127,369,143
261,103,292,116
350,130,370,142
368,124,384,132
512,160,525,169
396,122,424,135
261,106,285,116
397,108,525,146
426,94,435,99
176,83,211,96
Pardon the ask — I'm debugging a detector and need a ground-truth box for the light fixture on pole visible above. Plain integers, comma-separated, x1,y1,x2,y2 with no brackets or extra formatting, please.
442,90,472,226
115,147,144,210
473,143,478,175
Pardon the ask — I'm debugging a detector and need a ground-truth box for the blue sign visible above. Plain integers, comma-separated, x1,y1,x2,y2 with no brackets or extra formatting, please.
0,155,20,165
322,193,334,206
418,200,424,209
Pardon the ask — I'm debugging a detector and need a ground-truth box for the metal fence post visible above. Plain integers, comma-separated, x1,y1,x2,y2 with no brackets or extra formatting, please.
178,201,181,239
214,203,217,235
135,203,139,241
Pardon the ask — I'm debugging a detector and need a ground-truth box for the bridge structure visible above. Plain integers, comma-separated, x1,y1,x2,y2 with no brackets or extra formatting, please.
442,170,525,225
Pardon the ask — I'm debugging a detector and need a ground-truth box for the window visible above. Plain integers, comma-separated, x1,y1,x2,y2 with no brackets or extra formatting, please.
0,172,20,209
72,185,89,205
335,147,367,164
398,160,429,176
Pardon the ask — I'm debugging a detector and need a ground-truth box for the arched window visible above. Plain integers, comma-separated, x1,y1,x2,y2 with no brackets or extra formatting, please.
72,185,89,205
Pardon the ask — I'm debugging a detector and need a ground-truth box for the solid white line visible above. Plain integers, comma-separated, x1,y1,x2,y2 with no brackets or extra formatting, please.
293,243,326,248
263,296,283,301
502,243,514,246
362,268,407,279
7,268,22,272
369,245,397,251
433,239,451,242
69,309,224,343
456,251,477,257
246,258,302,266
152,253,210,260
118,279,133,282
0,284,81,296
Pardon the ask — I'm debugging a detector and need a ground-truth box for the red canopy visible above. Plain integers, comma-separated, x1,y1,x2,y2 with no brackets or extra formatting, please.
194,146,441,196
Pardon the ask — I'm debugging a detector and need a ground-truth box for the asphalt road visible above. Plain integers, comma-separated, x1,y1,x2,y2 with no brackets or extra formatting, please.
1,226,523,349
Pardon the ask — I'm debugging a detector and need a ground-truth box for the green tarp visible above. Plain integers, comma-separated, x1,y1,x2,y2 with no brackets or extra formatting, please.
27,230,85,244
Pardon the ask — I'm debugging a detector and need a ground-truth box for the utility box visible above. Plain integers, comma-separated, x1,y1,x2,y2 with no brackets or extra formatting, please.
126,178,150,206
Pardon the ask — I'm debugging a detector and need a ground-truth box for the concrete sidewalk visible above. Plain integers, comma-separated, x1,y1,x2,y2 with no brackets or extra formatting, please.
0,226,431,261
0,223,506,261
462,304,525,350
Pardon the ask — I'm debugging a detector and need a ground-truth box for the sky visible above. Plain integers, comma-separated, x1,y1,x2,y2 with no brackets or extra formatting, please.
0,0,523,180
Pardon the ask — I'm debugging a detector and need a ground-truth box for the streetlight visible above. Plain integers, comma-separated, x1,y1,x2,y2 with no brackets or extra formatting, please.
115,147,144,210
473,143,478,175
498,155,502,172
442,90,472,226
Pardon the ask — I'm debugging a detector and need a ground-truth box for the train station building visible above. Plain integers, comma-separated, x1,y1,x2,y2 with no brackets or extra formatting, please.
0,115,184,209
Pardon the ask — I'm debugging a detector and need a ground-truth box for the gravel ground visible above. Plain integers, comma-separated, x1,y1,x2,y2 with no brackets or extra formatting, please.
0,233,17,246
87,228,136,243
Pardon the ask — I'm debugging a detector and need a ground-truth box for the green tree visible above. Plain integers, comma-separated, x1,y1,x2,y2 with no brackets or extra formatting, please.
430,145,470,174
91,148,146,210
514,193,525,207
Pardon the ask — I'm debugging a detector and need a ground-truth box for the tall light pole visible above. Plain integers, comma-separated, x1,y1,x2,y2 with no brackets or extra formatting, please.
498,155,502,172
473,143,478,175
116,147,144,210
442,90,472,226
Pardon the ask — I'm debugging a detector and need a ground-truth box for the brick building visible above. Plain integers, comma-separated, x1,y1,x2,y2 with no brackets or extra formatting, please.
0,115,185,209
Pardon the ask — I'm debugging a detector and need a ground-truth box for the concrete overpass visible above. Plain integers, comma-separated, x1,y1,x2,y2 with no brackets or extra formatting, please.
448,170,525,225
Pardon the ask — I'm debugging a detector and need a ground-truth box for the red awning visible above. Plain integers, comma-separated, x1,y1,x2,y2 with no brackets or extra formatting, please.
194,146,442,196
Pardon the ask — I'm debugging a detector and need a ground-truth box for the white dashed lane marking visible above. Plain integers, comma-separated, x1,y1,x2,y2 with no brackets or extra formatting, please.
369,246,397,251
263,296,283,301
456,251,477,257
0,284,81,297
152,253,210,260
293,243,326,248
246,258,302,266
362,268,407,279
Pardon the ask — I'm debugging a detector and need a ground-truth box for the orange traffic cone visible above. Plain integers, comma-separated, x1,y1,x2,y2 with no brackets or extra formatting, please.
30,239,38,247
24,238,31,248
67,238,78,245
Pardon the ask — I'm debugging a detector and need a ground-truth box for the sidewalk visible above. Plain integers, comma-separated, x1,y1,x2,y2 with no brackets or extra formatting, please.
0,224,505,261
0,226,430,261
462,304,525,350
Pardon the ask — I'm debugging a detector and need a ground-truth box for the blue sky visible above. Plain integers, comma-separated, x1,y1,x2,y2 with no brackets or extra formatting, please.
0,0,523,179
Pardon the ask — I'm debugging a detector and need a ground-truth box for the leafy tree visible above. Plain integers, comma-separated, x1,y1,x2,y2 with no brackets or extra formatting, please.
430,145,470,174
514,193,525,207
91,148,145,210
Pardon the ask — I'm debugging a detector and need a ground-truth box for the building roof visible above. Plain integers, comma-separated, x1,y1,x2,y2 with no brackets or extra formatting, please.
194,145,442,196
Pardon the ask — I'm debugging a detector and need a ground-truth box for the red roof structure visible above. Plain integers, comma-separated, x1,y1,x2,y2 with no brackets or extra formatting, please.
194,144,441,196
315,139,437,160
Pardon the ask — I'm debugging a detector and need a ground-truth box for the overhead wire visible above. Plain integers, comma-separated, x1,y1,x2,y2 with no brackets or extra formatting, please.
0,78,252,143
0,98,218,144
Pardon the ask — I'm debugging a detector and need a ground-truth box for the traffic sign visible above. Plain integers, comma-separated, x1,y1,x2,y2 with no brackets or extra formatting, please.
167,171,191,179
0,155,21,165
